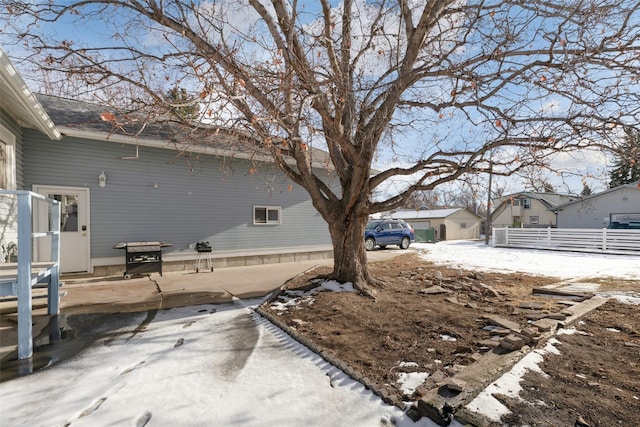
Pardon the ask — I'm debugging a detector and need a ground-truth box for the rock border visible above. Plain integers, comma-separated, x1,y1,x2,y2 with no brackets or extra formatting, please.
256,276,611,426
256,284,399,407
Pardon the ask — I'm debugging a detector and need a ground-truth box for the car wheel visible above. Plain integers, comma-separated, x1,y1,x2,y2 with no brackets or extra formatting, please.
365,237,376,251
399,236,410,249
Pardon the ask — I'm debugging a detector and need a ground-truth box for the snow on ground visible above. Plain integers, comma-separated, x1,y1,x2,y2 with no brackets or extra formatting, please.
414,240,640,280
396,371,429,396
465,339,559,422
269,279,355,312
417,240,640,421
0,299,455,427
2,241,638,426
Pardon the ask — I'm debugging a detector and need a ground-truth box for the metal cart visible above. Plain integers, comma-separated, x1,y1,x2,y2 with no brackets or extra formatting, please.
114,241,172,279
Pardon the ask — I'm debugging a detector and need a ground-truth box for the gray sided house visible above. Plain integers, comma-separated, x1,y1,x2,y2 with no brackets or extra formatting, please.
554,182,640,229
389,208,482,241
1,51,333,275
1,48,62,263
491,192,578,229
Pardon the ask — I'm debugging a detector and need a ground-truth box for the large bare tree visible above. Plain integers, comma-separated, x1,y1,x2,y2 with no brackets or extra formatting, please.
2,0,640,290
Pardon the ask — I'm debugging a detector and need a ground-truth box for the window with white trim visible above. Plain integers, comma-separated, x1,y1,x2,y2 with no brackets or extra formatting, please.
0,125,16,190
529,216,539,225
253,206,281,225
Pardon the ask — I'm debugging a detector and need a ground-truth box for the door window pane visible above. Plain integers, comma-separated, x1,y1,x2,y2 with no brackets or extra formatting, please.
0,139,16,190
50,194,79,232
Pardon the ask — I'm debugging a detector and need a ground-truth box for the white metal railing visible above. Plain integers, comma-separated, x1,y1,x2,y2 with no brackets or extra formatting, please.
0,190,60,359
492,227,640,255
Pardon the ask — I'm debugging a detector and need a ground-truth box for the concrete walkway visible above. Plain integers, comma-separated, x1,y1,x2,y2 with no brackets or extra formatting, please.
0,249,409,361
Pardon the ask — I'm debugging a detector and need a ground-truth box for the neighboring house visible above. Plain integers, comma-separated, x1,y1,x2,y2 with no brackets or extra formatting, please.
491,192,578,229
389,208,482,241
1,47,333,275
554,182,640,229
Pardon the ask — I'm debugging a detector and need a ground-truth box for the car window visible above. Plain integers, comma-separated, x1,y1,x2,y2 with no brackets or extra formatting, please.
609,222,640,229
366,221,381,229
392,223,403,229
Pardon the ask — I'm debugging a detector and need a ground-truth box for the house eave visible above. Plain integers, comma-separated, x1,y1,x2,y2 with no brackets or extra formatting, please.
0,48,61,140
60,127,330,169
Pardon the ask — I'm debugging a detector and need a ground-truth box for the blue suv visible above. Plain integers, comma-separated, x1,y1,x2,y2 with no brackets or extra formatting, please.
364,219,415,251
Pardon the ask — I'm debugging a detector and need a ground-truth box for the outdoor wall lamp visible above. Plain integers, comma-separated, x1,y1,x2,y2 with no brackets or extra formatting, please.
98,171,107,188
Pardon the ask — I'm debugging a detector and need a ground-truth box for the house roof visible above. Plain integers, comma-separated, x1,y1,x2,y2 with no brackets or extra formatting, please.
36,93,263,153
390,207,479,220
492,191,578,211
0,47,332,170
0,48,61,140
552,181,640,210
35,93,332,167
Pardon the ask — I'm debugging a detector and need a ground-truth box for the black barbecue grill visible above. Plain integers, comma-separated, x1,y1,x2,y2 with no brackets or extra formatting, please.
114,241,172,279
195,241,213,273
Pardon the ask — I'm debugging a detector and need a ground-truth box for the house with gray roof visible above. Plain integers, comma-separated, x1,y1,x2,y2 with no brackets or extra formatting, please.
491,192,578,229
553,182,640,229
1,47,333,276
387,207,482,241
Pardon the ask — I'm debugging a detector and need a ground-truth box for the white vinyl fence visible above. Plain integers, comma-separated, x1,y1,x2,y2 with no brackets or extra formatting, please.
492,227,640,255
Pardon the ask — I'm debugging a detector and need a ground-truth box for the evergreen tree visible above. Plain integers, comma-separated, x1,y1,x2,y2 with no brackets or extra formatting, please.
166,87,200,121
609,128,640,188
581,184,592,197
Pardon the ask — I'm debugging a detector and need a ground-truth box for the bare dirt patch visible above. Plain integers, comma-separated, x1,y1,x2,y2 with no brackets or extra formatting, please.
260,252,640,426
501,300,640,427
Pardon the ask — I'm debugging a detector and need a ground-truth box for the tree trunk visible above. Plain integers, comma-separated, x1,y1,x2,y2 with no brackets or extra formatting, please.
326,213,374,292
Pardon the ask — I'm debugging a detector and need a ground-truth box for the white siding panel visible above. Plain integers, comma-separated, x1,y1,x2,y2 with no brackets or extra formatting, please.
0,109,22,259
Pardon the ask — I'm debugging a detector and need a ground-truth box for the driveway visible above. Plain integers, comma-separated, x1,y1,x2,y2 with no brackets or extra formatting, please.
0,248,440,426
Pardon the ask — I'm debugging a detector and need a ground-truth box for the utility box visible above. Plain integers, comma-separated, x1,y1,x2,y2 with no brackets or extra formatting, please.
414,228,436,243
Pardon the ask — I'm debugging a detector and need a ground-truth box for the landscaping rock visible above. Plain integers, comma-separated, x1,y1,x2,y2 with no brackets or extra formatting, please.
406,406,422,422
500,334,526,351
420,285,452,295
546,312,568,320
479,283,501,298
519,302,544,310
484,315,521,333
472,271,485,280
445,296,462,305
446,378,466,392
525,313,549,321
532,318,559,332
493,328,512,336
521,326,541,338
477,339,499,350
416,399,452,427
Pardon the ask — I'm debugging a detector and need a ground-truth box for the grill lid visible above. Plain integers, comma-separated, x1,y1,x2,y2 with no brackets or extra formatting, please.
114,241,172,250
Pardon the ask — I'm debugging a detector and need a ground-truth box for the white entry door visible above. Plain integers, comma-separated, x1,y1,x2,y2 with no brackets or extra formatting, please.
34,185,90,273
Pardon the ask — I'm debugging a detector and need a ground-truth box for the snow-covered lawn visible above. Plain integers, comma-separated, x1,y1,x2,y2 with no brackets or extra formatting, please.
417,240,640,422
1,241,638,426
414,240,640,280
